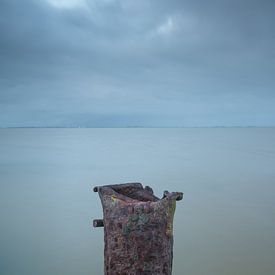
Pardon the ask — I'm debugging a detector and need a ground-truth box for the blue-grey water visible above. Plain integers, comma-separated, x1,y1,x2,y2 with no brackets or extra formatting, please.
0,128,275,275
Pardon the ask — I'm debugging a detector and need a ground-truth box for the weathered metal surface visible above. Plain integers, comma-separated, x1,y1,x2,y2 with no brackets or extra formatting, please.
93,182,183,275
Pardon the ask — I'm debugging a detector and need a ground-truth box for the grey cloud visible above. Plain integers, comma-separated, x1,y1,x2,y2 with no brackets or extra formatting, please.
0,0,275,127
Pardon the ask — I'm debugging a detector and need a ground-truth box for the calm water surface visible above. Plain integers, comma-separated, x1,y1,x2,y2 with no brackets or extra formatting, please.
0,128,275,274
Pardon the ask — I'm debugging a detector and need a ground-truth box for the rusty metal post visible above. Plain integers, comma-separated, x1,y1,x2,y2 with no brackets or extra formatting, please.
93,182,183,275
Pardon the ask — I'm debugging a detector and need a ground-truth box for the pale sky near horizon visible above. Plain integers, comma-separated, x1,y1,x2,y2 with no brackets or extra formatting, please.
0,0,275,127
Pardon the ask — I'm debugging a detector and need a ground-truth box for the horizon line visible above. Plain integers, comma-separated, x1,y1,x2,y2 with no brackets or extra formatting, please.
1,126,275,129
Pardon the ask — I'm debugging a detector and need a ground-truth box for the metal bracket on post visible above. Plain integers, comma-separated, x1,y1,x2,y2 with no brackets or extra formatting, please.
93,219,104,227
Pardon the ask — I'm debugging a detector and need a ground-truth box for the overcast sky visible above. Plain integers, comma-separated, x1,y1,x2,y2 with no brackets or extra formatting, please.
0,0,274,127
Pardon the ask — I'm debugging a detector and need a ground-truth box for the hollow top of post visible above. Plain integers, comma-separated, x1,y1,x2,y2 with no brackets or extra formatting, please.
93,182,142,193
93,182,183,202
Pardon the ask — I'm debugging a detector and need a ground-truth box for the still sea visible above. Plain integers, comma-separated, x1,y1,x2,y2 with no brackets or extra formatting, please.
0,128,275,274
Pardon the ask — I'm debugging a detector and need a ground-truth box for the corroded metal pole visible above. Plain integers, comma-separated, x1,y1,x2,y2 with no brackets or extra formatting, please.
93,182,183,275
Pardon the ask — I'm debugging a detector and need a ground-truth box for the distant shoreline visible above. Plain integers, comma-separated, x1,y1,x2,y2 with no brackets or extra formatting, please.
1,126,274,129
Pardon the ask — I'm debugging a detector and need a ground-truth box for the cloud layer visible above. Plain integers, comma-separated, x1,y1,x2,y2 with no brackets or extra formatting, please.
0,0,275,127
